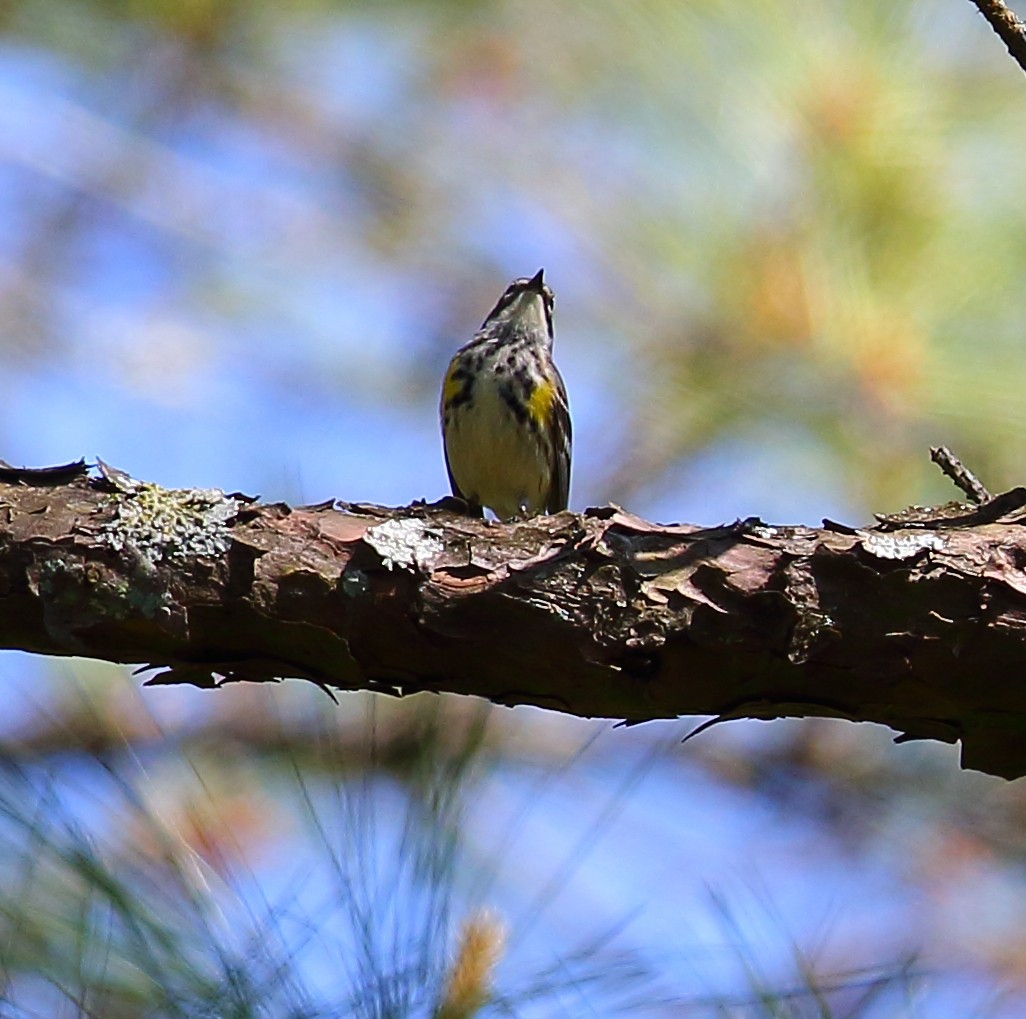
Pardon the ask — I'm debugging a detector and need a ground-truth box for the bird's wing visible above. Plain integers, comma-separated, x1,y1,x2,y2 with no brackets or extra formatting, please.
546,369,572,514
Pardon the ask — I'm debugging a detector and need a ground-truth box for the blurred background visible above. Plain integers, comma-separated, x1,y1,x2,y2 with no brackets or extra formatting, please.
1,0,1026,1015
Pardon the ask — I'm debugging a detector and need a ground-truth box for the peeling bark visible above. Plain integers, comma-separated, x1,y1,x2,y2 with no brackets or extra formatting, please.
4,461,1026,779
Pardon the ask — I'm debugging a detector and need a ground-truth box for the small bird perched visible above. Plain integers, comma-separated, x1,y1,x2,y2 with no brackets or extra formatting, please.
440,269,571,521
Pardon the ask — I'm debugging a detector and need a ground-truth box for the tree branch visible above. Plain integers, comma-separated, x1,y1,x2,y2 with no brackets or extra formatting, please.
968,0,1026,76
5,461,1026,778
930,445,991,503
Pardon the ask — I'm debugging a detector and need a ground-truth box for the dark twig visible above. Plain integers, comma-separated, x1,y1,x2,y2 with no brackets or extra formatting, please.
930,446,992,503
968,0,1026,77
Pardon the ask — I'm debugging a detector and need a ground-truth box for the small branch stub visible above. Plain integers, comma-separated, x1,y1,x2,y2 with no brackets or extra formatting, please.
930,445,991,504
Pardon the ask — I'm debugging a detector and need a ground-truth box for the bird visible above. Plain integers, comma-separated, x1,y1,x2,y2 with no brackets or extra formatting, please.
440,269,571,521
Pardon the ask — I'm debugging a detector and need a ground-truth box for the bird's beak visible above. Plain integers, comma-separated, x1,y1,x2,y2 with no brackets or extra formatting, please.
527,268,545,292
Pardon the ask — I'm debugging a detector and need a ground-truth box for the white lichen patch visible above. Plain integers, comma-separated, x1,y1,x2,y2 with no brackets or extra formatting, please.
365,517,444,572
99,481,240,565
857,529,944,561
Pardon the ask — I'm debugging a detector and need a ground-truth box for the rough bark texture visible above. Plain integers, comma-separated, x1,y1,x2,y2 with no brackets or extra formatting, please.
5,461,1026,779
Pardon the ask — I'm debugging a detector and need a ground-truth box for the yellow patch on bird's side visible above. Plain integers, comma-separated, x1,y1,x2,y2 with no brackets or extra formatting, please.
442,360,463,406
528,379,556,426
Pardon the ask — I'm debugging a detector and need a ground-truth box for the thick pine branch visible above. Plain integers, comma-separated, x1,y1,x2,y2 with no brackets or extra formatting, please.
4,460,1026,778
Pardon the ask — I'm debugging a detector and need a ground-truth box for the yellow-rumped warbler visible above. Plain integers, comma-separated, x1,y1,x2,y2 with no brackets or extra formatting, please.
440,269,571,521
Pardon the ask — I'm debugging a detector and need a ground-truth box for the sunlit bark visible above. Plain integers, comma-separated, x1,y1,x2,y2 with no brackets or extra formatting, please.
4,462,1026,778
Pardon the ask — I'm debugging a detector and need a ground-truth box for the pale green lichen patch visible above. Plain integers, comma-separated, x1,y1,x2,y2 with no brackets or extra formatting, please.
29,555,180,643
99,480,240,566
